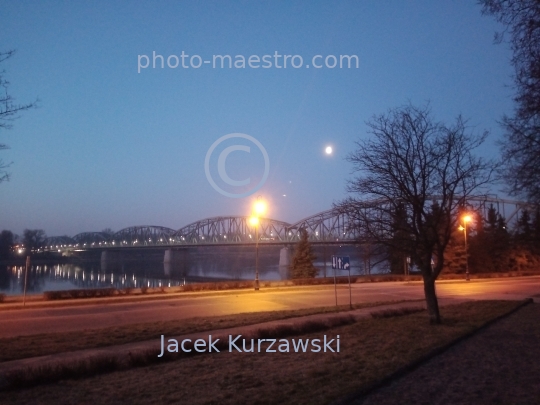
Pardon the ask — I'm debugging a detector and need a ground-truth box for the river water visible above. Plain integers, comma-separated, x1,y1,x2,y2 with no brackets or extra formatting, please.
0,245,382,296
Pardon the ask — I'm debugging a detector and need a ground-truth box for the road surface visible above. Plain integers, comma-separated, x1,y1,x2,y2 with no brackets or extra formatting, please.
1,277,539,338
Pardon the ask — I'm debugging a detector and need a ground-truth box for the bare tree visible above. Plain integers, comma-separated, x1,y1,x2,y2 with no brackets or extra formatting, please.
22,229,46,252
0,230,15,259
338,104,496,323
101,228,115,239
1,50,38,183
480,1,540,203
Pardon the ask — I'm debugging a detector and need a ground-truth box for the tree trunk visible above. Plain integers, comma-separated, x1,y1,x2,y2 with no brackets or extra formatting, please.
422,274,441,324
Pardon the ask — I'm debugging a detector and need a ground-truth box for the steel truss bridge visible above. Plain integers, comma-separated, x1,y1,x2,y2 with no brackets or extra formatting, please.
42,196,537,251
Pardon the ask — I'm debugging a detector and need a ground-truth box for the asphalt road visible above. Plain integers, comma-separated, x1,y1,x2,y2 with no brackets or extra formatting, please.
1,277,539,338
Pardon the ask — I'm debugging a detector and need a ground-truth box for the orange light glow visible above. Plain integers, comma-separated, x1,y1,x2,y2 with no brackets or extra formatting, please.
254,200,266,215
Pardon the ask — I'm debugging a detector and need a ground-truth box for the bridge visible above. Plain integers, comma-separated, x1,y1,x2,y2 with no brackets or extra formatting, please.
40,196,536,251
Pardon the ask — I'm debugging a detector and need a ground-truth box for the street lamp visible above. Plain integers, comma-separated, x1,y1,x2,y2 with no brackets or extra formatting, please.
251,196,266,290
459,214,472,281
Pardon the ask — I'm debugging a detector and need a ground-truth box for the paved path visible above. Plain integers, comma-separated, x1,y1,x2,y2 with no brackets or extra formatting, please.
1,277,538,338
350,302,540,405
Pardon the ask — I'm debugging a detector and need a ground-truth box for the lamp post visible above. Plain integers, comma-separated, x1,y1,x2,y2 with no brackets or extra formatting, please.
251,196,266,291
460,214,472,281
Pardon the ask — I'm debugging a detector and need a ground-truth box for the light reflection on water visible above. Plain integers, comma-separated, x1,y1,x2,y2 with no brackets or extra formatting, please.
0,245,378,296
1,263,185,296
0,261,283,296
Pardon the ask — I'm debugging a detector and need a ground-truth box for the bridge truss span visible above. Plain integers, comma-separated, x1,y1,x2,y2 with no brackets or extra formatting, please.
458,195,538,224
44,235,76,249
41,196,537,251
285,209,362,243
285,195,538,243
173,216,291,245
72,232,111,247
110,226,177,247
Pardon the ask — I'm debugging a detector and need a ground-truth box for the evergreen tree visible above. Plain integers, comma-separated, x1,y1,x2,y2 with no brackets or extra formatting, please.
516,209,532,245
497,215,508,234
443,205,470,274
443,226,467,273
533,207,540,251
507,208,540,271
486,205,498,232
468,207,510,273
388,202,411,274
290,229,318,279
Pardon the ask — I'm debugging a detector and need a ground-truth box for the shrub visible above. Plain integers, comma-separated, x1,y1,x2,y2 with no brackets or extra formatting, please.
370,306,425,319
291,277,357,286
5,356,120,390
120,287,132,295
43,288,117,301
182,280,254,292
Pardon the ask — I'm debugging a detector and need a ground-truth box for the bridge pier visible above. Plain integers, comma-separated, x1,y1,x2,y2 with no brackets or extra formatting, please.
164,249,181,276
278,246,292,280
164,249,186,264
164,249,190,276
100,250,122,271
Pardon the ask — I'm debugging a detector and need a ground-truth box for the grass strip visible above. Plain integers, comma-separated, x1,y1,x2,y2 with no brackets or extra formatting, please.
0,301,408,362
0,300,526,405
1,313,359,391
370,306,426,318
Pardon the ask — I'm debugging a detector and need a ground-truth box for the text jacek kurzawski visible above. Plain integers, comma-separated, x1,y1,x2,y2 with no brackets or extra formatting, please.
158,334,340,357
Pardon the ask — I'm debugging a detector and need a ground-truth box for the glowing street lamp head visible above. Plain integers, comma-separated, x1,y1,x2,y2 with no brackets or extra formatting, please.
249,216,259,226
463,214,472,223
254,200,266,215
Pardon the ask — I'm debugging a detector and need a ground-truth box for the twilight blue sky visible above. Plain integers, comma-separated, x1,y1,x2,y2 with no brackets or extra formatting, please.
1,0,513,237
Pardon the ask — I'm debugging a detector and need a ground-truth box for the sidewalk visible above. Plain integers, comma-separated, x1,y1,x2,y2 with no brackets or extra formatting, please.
348,302,540,405
0,298,465,380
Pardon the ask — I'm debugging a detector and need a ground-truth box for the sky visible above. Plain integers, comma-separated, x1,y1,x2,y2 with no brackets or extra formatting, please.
0,0,514,237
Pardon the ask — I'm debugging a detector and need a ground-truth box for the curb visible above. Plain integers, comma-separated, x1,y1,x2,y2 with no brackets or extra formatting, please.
0,284,349,312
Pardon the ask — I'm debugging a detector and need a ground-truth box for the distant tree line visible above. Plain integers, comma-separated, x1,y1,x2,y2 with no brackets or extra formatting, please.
386,205,540,275
457,206,540,273
0,229,47,259
0,228,120,260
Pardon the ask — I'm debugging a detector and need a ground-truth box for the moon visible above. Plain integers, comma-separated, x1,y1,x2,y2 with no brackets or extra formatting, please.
325,146,333,155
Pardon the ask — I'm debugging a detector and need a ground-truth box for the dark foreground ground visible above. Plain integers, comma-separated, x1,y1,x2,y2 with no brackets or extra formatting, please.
353,303,540,405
